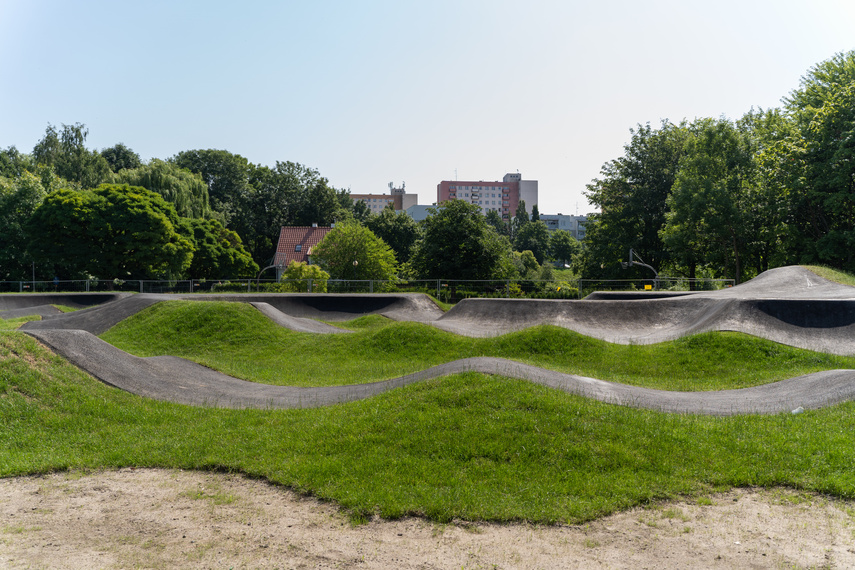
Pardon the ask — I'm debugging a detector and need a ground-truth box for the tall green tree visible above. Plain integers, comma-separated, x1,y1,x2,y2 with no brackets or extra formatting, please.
0,172,49,280
112,159,212,219
0,146,32,178
311,222,397,280
661,118,756,282
514,219,551,264
410,200,513,280
779,50,855,271
582,121,689,279
549,229,581,268
186,218,258,278
32,123,111,189
484,209,510,237
101,143,142,173
27,184,194,279
172,149,254,227
511,200,528,240
365,204,420,263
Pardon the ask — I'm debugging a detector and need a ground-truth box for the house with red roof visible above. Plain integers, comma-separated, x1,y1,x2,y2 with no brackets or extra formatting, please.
272,225,332,280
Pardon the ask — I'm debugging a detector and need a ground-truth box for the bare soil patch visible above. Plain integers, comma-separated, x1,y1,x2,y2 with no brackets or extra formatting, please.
1,469,854,569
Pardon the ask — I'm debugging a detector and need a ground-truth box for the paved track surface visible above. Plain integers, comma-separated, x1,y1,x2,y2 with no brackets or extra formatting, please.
5,266,855,414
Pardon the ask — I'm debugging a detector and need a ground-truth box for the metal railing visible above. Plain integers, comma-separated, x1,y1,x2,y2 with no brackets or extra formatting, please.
0,276,734,301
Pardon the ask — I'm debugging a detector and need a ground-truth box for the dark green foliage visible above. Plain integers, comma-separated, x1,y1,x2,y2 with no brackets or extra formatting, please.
113,159,212,219
0,146,31,178
410,201,514,280
549,229,581,267
26,184,194,279
100,143,142,173
32,123,111,189
582,121,689,280
0,172,47,280
781,51,855,271
662,118,756,283
186,218,259,279
514,220,551,264
365,204,420,263
484,209,509,236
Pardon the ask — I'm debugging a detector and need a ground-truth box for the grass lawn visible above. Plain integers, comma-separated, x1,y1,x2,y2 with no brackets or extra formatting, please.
2,266,855,524
101,300,855,391
1,330,854,524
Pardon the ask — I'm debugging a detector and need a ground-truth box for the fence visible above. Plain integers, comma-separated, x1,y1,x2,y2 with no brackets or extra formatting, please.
0,275,734,301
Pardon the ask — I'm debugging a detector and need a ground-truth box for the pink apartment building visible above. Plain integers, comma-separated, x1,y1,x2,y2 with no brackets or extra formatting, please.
436,173,538,219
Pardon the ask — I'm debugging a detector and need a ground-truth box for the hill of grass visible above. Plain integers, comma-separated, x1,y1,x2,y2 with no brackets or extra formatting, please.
100,300,855,391
2,330,854,524
804,265,855,287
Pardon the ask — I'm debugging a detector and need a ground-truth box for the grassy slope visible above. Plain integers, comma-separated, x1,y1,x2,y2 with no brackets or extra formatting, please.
804,265,855,287
1,331,854,524
100,300,855,391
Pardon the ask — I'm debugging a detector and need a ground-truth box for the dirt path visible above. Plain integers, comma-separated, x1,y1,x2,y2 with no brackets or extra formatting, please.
1,469,853,569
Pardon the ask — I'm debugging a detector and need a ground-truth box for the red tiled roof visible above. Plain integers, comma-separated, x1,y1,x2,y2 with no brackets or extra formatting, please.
272,226,332,267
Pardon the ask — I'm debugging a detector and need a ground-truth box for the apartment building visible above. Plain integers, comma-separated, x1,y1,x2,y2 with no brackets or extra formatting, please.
436,173,538,219
351,183,419,214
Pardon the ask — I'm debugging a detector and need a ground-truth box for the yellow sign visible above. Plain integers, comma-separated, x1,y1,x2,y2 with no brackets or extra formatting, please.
644,284,652,291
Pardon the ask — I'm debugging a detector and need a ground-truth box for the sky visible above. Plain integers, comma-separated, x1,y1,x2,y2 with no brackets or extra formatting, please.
1,0,853,215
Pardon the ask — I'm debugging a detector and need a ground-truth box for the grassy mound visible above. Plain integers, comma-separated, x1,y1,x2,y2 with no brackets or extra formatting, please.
1,330,854,524
100,300,855,390
804,265,855,287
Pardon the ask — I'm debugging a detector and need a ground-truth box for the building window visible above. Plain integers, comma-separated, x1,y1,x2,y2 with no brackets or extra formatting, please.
295,244,302,252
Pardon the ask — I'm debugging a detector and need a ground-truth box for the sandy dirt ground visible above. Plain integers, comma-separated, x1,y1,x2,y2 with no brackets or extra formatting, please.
1,469,854,569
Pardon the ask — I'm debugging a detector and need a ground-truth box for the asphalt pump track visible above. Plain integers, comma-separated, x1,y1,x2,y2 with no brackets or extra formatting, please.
5,266,855,415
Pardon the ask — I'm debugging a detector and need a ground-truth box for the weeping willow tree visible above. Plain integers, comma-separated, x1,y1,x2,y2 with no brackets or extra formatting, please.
112,159,212,219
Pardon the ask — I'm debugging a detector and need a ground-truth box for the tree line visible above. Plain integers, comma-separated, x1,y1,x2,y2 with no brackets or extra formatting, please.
580,51,855,283
0,125,580,285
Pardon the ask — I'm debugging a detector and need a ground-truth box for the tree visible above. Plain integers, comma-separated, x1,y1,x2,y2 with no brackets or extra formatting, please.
311,222,397,280
186,218,258,279
278,260,329,292
779,50,855,271
530,204,541,223
0,146,32,178
549,229,581,267
32,123,111,189
582,121,689,279
101,143,142,172
0,171,48,280
410,200,513,280
172,149,254,223
351,198,373,224
512,250,540,278
484,209,509,237
113,159,212,219
365,204,420,263
661,118,756,283
511,200,528,239
246,161,349,266
27,184,194,279
514,219,551,264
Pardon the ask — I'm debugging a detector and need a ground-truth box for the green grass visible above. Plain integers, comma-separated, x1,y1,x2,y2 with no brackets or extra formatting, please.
804,265,855,287
0,315,40,331
100,300,855,391
1,330,854,524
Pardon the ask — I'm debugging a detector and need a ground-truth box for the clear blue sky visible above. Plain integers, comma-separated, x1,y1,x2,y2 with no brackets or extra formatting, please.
1,0,853,214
